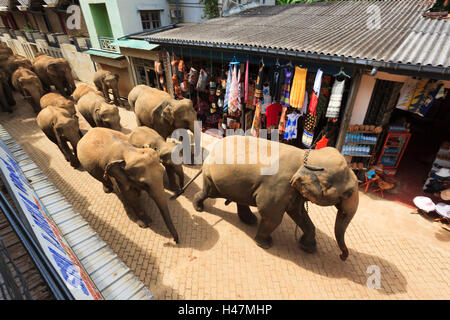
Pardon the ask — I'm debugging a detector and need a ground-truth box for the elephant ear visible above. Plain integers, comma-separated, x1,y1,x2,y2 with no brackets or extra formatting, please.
290,165,326,204
104,160,129,192
162,105,175,125
94,107,104,126
47,62,58,76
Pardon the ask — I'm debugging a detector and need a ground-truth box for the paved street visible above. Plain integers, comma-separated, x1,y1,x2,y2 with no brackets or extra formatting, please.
0,90,449,300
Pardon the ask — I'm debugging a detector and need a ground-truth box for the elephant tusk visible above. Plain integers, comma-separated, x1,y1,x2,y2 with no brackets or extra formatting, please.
304,165,325,172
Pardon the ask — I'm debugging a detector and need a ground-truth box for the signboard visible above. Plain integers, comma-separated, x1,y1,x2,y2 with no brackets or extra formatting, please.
0,141,102,300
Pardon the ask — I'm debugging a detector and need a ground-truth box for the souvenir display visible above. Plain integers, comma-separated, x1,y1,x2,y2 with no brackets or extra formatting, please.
166,53,349,142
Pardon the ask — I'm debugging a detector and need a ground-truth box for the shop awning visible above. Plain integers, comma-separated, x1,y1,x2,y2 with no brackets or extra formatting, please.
85,49,124,60
111,38,159,51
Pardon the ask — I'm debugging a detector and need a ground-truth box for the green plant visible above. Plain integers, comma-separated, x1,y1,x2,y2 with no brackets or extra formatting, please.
201,0,220,19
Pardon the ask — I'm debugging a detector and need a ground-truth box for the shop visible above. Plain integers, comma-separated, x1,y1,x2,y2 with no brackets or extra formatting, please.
150,46,356,146
349,74,450,209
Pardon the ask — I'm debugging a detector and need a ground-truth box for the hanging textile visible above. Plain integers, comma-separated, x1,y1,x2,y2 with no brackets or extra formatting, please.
244,60,249,102
251,101,263,137
278,106,288,135
302,113,317,148
308,69,323,115
283,113,302,141
415,81,443,117
270,61,282,102
316,75,332,119
325,78,346,118
315,136,329,150
289,67,308,109
228,64,241,115
301,91,309,115
265,102,283,128
223,65,232,113
280,66,294,108
261,85,272,115
301,69,323,147
395,78,420,111
254,62,265,102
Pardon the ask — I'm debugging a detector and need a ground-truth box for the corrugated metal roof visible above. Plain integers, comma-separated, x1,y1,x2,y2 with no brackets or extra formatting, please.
143,1,450,70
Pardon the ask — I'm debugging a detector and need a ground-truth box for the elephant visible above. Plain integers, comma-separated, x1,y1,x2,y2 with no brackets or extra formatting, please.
129,126,185,191
40,92,76,116
77,92,122,131
193,135,359,261
0,68,15,112
36,106,81,168
33,54,76,96
93,70,122,106
129,85,196,140
12,67,44,113
77,127,179,243
71,83,103,103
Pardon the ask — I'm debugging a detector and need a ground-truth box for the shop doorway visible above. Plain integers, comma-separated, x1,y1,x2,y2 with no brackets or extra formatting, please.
363,79,449,208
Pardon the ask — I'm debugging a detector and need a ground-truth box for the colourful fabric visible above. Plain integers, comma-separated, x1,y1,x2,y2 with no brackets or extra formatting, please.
270,62,282,102
228,64,241,115
261,85,272,115
254,63,265,102
308,69,323,115
289,67,308,109
265,102,283,128
326,78,346,118
280,66,294,107
251,101,263,137
244,60,249,102
315,136,329,150
302,112,317,148
283,113,302,140
278,106,288,134
223,65,232,112
417,81,444,116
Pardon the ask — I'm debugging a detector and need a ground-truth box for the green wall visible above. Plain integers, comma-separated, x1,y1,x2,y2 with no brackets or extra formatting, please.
89,3,113,38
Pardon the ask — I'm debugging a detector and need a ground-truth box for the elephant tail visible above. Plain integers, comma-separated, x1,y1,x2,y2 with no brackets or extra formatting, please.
170,169,202,200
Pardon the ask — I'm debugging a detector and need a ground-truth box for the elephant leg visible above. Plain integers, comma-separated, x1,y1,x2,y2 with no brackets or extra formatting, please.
58,137,79,168
174,165,185,190
164,165,179,192
4,84,15,107
116,186,150,228
102,82,110,102
286,203,317,253
193,178,212,212
236,204,258,225
113,88,121,106
254,212,284,249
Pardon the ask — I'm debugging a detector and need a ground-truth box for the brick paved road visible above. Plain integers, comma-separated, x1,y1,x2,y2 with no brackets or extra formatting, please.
0,90,448,300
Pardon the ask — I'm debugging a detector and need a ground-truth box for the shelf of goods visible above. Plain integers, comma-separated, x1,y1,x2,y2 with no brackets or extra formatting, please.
423,141,450,192
377,131,411,171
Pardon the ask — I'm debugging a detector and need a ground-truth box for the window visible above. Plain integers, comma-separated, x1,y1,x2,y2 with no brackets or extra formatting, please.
140,10,161,31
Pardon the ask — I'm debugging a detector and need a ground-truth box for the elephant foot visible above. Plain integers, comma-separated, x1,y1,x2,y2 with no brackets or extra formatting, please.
136,220,148,229
103,184,113,194
255,235,273,250
237,205,258,226
193,192,206,212
299,235,317,254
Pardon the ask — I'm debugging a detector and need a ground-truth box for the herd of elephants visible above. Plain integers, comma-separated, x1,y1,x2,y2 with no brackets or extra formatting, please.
0,43,359,262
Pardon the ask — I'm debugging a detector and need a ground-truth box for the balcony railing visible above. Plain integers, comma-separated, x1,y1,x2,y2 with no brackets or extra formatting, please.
98,36,117,52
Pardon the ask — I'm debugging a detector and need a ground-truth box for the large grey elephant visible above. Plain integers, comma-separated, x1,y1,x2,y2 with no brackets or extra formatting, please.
37,106,81,168
193,135,359,261
129,126,185,191
77,127,179,243
129,85,196,140
77,92,122,131
33,54,76,96
94,70,121,106
12,67,44,113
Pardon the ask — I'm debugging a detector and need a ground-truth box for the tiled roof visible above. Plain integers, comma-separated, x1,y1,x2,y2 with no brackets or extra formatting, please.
142,1,450,71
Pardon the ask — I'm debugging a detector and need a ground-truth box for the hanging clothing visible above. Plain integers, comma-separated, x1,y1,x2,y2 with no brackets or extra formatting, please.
316,75,332,118
301,91,309,115
283,113,302,141
315,136,329,150
223,65,232,113
417,81,444,117
302,113,317,148
270,62,282,102
254,63,265,102
280,66,294,108
228,64,242,116
244,60,249,102
395,78,419,111
289,67,308,109
326,78,346,118
308,69,323,115
265,102,283,128
251,101,263,137
261,85,272,115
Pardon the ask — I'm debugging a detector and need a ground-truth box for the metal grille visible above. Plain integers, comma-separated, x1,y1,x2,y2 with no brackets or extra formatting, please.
98,36,117,52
